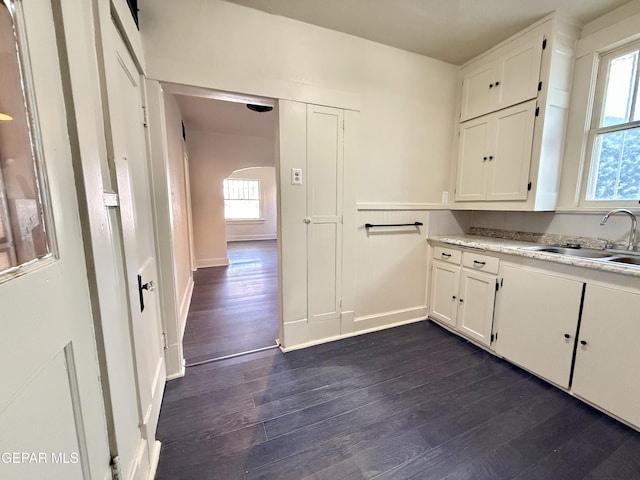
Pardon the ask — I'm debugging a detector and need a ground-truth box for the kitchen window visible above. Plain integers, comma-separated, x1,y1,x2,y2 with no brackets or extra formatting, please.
223,178,261,220
584,40,640,205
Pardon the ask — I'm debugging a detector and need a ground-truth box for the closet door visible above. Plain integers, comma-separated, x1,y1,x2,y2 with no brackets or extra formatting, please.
307,105,344,323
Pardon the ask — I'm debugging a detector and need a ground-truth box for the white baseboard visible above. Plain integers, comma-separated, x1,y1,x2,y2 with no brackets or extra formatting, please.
146,441,161,480
165,342,185,380
179,277,194,342
226,234,277,242
195,257,229,268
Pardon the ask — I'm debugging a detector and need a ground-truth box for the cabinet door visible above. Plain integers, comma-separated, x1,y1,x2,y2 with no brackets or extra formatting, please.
486,100,536,201
455,116,490,201
429,260,460,328
460,62,495,121
572,285,640,429
495,36,544,112
494,265,583,388
457,269,496,346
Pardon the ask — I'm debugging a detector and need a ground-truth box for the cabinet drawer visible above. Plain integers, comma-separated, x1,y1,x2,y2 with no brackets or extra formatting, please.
433,246,461,264
462,252,499,274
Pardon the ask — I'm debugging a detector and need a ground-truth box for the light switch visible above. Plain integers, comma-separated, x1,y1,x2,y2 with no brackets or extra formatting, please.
291,168,303,185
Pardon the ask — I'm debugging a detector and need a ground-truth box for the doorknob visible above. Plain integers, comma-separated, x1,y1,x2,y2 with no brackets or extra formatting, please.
304,217,311,224
137,275,156,312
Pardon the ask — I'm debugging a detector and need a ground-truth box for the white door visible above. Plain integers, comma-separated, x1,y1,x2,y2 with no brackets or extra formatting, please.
457,269,495,346
0,2,109,479
429,261,460,328
460,62,495,121
104,21,165,474
307,105,344,323
486,100,536,201
495,36,543,111
494,265,582,388
572,284,640,429
456,116,490,201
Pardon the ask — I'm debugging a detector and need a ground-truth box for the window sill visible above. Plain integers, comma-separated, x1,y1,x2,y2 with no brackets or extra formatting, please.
225,218,266,225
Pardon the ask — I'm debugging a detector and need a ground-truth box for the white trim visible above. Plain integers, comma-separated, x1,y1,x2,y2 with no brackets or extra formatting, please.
146,441,161,480
195,257,229,268
356,202,449,211
165,357,185,380
280,316,427,353
178,277,194,341
226,234,277,242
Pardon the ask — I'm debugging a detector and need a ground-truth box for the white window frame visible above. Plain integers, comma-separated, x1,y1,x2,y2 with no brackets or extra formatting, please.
580,39,640,208
223,178,264,223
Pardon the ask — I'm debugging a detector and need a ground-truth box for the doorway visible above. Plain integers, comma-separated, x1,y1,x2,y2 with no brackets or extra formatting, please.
161,87,280,366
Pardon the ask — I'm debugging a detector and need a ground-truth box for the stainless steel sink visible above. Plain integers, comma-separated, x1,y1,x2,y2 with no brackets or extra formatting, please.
523,246,615,259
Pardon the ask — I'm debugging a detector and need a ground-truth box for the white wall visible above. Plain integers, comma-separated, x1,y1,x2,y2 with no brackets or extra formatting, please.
225,167,277,242
163,93,194,339
187,129,275,267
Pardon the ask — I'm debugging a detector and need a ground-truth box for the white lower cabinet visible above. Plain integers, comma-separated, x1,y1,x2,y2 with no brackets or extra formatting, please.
572,284,640,429
429,247,498,347
493,264,583,388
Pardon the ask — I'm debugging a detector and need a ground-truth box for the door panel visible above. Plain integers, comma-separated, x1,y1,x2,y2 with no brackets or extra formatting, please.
487,101,535,201
456,117,489,201
105,20,165,474
461,63,494,121
494,265,582,388
496,37,543,111
457,269,495,345
0,1,109,478
307,105,343,323
429,261,459,327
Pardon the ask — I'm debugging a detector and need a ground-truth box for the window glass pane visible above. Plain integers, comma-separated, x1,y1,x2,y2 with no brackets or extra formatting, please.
601,50,638,127
588,127,640,200
0,2,50,274
223,178,260,219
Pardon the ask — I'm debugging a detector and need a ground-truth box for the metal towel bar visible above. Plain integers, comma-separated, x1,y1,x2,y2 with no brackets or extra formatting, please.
364,222,423,228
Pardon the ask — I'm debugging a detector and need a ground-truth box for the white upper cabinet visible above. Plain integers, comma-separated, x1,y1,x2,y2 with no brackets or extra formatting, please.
453,14,580,211
461,36,543,122
456,100,536,202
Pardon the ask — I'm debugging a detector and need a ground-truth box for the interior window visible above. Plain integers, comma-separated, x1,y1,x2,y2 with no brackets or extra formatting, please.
0,1,51,276
586,41,640,203
223,178,261,220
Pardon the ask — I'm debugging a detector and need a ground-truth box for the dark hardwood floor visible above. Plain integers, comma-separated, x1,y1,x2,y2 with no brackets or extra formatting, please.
183,240,279,364
155,321,640,480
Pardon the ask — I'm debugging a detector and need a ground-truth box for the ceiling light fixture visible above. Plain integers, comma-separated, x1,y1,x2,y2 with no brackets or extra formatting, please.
246,104,273,113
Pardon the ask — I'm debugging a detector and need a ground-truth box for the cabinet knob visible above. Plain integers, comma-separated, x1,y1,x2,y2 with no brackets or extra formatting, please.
580,340,588,346
489,156,494,160
483,156,488,161
489,83,494,88
564,333,571,339
495,81,500,86
452,295,456,300
459,298,464,303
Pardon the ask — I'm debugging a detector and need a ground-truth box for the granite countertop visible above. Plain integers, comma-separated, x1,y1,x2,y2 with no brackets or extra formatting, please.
429,234,640,278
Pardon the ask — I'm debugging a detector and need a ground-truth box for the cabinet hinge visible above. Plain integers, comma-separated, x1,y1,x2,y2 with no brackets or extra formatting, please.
500,278,504,288
542,38,547,49
535,106,540,117
490,333,495,343
338,299,342,308
162,332,168,350
538,81,542,92
142,105,149,128
495,279,500,292
340,214,344,224
111,455,122,480
528,181,532,191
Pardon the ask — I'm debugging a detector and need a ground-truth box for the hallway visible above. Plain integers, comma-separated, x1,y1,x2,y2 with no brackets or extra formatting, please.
182,240,279,365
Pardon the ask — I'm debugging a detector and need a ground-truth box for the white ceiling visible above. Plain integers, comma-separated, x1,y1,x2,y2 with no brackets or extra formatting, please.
175,94,275,138
223,0,631,64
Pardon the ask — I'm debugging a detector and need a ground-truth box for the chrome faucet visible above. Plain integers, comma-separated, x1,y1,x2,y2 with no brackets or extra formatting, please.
600,209,637,251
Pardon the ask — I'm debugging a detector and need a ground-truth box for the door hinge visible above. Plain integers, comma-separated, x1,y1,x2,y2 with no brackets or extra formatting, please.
110,455,122,480
142,105,149,128
527,181,532,191
162,332,168,350
538,81,542,92
535,106,540,117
